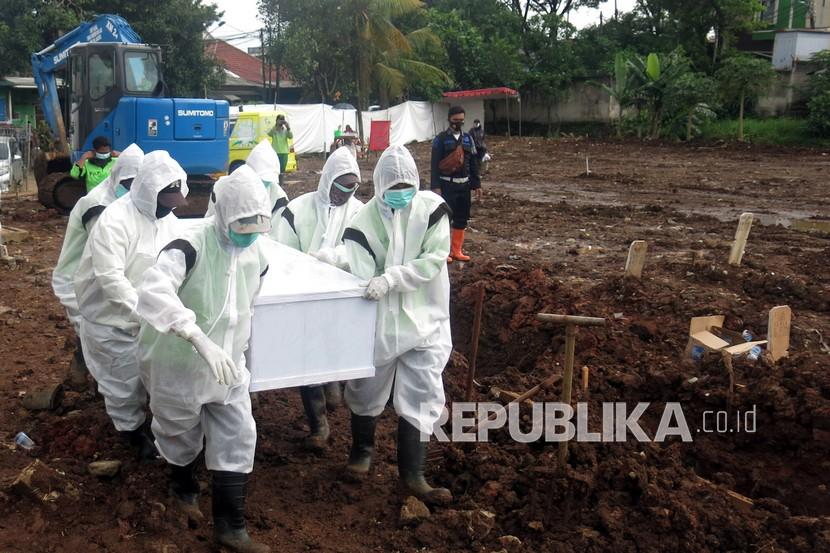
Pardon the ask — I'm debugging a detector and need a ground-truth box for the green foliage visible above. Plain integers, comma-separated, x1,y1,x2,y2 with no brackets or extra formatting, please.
627,49,690,138
665,71,718,140
715,53,777,140
806,50,830,137
700,117,830,146
260,0,355,102
426,9,524,90
807,91,830,137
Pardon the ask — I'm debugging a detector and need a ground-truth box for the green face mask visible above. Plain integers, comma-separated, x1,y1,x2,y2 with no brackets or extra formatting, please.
115,184,129,198
228,230,259,248
383,187,416,210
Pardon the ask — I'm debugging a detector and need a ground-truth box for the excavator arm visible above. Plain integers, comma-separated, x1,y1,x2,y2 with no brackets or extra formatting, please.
30,14,143,153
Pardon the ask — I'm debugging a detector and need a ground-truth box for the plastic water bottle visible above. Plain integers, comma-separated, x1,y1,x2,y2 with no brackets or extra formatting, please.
741,330,753,342
691,345,705,361
746,345,762,362
14,432,35,450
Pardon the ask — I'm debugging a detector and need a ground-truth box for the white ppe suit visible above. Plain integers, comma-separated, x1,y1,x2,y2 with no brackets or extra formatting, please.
275,146,362,266
74,150,189,431
137,164,270,473
206,140,288,231
343,145,453,436
52,144,145,332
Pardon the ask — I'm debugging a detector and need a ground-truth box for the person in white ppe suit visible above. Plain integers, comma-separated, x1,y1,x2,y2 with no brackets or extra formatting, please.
74,150,188,459
206,140,288,233
341,144,453,505
52,144,144,386
275,146,362,452
137,164,271,553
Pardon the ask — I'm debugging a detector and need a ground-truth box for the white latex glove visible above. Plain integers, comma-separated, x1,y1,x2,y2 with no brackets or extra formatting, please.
190,332,240,386
363,276,390,301
310,248,337,265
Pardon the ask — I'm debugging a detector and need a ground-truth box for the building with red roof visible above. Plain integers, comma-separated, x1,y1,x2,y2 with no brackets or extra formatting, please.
205,38,300,104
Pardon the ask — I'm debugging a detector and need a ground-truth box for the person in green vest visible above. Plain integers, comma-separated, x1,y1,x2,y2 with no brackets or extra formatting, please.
267,115,293,178
70,136,119,192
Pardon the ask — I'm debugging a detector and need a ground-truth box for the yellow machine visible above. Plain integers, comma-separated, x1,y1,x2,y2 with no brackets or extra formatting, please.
228,109,297,174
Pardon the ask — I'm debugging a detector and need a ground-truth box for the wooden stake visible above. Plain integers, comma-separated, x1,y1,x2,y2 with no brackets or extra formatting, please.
581,366,589,393
465,283,486,402
767,305,791,362
558,324,577,467
624,240,648,278
728,212,754,266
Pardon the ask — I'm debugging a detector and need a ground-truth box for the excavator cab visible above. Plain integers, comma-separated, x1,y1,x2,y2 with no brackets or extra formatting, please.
66,44,163,154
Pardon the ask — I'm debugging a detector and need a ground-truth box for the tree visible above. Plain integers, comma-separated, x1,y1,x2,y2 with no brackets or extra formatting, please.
628,50,689,139
665,71,717,140
259,0,355,102
715,54,777,141
594,52,636,137
806,50,830,136
346,0,448,141
523,14,580,136
426,8,524,90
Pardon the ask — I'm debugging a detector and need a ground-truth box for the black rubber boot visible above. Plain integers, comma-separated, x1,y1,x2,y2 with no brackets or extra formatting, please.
67,337,88,389
170,460,204,522
124,423,160,462
344,413,376,480
299,386,330,453
323,381,343,411
397,418,452,505
212,471,270,553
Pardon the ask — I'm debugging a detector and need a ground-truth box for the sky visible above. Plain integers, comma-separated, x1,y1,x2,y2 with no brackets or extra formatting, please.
207,0,639,51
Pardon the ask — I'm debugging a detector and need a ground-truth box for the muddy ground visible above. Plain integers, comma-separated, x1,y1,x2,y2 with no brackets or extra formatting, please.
1,137,829,552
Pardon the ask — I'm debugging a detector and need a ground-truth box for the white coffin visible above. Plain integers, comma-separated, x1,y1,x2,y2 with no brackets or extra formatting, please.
248,239,376,392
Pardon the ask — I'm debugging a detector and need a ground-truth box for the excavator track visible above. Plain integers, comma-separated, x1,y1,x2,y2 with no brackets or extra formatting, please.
38,172,85,215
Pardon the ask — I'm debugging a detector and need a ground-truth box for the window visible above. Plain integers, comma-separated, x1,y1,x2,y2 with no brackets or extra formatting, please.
0,143,9,159
88,53,115,99
231,118,256,147
125,52,160,93
758,0,779,24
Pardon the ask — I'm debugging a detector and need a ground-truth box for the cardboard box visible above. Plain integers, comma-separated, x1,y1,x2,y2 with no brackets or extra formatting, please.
686,315,767,357
248,239,376,392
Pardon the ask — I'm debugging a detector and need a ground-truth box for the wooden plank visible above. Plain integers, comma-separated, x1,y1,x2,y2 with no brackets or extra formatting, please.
537,314,606,327
767,305,791,362
624,240,648,278
728,213,754,266
0,226,29,244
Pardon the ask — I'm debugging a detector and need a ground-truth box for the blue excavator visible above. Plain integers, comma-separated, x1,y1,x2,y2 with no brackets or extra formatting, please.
32,14,229,213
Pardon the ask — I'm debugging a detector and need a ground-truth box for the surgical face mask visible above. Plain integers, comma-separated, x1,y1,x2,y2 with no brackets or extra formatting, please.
383,187,416,210
116,177,133,198
262,180,273,189
95,151,111,160
228,230,259,248
475,122,481,128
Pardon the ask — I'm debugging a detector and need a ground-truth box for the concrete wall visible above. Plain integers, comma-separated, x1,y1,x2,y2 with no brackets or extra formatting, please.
489,82,615,127
758,64,814,116
437,98,485,129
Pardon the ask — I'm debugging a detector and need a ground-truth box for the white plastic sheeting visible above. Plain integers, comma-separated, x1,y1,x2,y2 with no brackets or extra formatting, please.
248,238,376,391
230,101,450,154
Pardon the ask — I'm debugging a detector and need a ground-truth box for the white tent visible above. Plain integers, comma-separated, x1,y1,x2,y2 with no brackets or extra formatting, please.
230,101,448,154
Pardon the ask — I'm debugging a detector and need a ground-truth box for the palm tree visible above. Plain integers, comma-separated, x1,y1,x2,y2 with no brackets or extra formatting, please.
348,0,449,142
